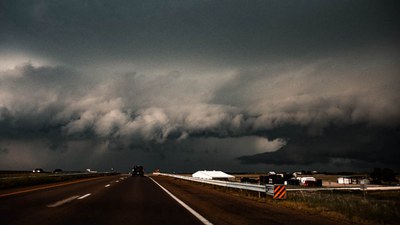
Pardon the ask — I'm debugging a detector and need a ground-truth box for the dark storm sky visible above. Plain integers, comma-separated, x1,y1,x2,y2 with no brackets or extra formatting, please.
0,0,399,172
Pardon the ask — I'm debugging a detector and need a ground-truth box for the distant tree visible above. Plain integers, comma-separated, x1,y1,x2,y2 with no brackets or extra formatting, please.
301,170,313,175
371,168,396,184
283,173,294,180
382,168,396,182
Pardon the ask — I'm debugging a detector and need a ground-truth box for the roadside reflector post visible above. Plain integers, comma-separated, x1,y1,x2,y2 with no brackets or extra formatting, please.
360,179,368,199
273,185,286,199
266,184,274,197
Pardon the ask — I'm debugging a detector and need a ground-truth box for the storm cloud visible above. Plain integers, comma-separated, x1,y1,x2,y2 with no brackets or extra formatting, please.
0,0,399,172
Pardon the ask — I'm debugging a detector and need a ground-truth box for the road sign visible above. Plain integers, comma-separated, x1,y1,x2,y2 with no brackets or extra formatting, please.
273,185,286,199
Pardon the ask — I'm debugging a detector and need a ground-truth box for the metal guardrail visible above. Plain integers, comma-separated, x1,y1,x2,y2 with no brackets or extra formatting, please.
286,186,400,191
158,173,400,194
159,173,273,195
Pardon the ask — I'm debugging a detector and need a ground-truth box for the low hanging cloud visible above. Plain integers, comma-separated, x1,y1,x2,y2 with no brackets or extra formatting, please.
0,147,8,154
238,124,400,167
0,50,399,170
1,1,400,172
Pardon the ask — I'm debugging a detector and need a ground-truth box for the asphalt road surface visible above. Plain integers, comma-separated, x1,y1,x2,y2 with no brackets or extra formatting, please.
0,175,206,225
1,175,351,225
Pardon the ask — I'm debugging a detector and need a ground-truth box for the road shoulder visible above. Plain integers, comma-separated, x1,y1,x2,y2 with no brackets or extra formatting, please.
152,175,353,225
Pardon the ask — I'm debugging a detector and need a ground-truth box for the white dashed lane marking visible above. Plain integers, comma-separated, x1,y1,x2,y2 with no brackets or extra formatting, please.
78,193,91,199
47,195,80,208
46,177,124,207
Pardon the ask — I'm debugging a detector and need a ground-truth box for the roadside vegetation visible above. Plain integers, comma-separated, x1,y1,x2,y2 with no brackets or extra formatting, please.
169,176,400,225
275,190,400,225
0,171,119,190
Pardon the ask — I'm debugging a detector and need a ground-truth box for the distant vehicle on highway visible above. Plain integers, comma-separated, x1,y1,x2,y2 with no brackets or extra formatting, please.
32,168,44,173
132,165,144,176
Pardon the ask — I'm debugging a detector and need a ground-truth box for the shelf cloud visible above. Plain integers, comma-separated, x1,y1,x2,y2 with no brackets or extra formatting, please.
1,0,399,171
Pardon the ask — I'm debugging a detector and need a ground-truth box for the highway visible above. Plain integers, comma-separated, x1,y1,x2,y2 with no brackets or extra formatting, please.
0,175,206,225
1,175,350,225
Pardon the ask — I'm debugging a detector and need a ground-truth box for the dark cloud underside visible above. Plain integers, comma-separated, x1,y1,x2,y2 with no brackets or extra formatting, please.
0,0,399,172
238,124,400,168
1,0,399,65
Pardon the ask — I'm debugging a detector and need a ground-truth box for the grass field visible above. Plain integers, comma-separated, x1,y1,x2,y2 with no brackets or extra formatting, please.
171,174,400,225
0,171,119,190
270,190,400,225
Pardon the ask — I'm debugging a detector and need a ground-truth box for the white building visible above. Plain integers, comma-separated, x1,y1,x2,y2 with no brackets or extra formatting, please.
337,176,366,184
192,170,235,180
297,176,316,185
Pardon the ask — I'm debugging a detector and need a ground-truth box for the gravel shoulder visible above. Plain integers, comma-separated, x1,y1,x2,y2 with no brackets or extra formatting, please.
152,175,353,225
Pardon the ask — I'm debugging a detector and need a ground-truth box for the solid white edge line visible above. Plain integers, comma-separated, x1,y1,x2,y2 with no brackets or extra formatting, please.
78,193,91,199
47,195,80,207
149,177,213,225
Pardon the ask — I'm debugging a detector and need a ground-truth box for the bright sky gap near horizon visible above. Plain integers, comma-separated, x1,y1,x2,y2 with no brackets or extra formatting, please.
0,0,399,172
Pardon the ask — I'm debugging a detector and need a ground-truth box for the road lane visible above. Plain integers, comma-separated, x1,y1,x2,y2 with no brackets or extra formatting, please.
0,175,206,225
57,176,206,225
0,175,123,225
150,177,213,225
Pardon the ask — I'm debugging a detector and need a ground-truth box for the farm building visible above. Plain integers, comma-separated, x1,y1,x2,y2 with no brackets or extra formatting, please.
192,170,235,180
337,176,367,184
297,177,322,186
298,176,316,184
